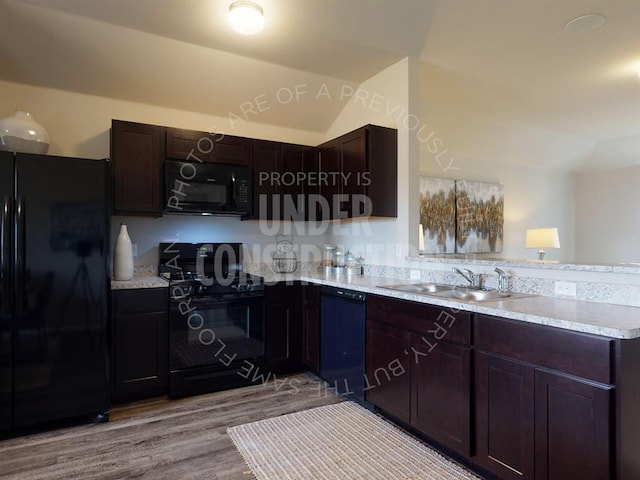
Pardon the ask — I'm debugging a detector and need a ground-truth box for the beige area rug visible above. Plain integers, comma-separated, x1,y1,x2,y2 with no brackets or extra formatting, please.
227,401,481,480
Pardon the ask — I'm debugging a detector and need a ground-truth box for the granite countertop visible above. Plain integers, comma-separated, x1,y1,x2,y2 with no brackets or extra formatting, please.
110,276,169,290
250,267,640,340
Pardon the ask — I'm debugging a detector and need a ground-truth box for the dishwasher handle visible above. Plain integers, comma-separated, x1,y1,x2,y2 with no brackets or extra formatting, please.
321,286,366,303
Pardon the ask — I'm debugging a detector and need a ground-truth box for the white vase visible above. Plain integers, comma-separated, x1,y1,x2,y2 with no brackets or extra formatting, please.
113,223,134,281
0,110,49,154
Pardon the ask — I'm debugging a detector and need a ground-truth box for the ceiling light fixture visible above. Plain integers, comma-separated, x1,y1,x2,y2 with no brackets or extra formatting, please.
564,13,607,33
229,1,264,35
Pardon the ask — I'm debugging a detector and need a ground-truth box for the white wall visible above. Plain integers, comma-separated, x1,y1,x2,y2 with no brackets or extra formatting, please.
418,64,576,262
324,57,421,265
575,165,640,264
0,79,330,267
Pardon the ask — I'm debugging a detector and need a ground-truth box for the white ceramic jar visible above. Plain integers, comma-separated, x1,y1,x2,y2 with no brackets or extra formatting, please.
0,110,49,154
113,223,134,280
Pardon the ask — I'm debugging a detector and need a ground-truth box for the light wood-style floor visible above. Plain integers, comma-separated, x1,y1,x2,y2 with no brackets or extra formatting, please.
0,372,343,479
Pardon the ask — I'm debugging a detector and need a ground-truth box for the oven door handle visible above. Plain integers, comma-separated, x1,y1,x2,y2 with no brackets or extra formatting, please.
170,294,263,309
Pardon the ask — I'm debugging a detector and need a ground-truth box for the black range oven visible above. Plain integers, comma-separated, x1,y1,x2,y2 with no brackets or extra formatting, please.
159,242,265,398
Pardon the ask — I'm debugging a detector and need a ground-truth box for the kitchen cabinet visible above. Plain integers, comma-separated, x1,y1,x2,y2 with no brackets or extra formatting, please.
281,143,308,219
214,134,251,166
366,294,471,450
251,139,281,220
112,119,395,220
315,125,397,220
411,335,471,456
165,127,212,162
265,282,302,373
111,120,163,215
111,288,168,403
475,352,535,479
165,127,250,166
474,314,614,480
365,318,411,424
301,284,320,371
251,140,309,220
534,369,611,480
316,139,343,220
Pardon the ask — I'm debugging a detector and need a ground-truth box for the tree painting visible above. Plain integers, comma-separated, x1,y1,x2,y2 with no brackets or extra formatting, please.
419,177,456,253
455,180,504,253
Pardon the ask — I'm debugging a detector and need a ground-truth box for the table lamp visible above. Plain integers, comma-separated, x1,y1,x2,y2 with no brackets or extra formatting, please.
526,227,560,260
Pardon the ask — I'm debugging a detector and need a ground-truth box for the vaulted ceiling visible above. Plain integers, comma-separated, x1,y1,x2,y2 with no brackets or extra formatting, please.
0,0,638,171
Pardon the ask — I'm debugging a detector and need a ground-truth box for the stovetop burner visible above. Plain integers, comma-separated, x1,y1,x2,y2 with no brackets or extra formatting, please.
158,242,264,299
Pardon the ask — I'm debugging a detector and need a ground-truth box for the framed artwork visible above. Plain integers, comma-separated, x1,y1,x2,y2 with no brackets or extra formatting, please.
455,180,504,254
419,177,456,254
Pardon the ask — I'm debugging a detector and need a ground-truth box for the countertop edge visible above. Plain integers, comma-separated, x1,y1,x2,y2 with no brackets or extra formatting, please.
294,274,640,340
110,276,169,290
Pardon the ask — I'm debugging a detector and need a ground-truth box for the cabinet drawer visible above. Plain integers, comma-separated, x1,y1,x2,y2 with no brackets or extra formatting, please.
475,315,614,384
113,288,168,314
367,295,471,346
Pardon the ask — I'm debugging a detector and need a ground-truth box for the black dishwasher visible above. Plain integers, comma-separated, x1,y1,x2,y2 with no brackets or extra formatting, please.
320,286,366,403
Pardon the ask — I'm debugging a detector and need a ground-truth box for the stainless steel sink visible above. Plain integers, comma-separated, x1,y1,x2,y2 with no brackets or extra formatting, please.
378,282,535,303
429,289,512,302
379,283,457,294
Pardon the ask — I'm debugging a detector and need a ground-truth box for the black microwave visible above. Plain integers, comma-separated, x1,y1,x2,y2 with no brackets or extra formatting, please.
164,160,252,216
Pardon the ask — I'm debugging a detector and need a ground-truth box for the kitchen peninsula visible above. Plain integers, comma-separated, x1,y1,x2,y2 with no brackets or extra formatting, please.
262,263,640,480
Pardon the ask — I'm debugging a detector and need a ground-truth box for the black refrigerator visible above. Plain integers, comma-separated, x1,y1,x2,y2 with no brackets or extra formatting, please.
0,151,110,432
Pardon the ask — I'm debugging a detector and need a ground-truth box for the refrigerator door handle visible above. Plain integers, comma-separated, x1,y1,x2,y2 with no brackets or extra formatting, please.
15,196,25,316
1,195,10,316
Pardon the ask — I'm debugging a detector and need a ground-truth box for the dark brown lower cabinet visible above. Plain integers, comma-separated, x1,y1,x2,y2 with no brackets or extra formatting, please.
365,294,471,445
364,299,638,480
111,288,168,404
302,284,320,371
365,319,411,424
475,352,535,479
474,314,616,480
412,337,471,457
534,369,612,480
265,282,302,374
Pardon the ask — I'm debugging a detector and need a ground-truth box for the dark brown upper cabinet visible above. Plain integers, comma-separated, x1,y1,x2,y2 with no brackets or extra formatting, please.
315,124,397,220
165,128,250,166
214,134,251,166
251,139,310,221
251,139,281,220
316,139,343,221
111,120,163,216
165,127,212,162
112,120,397,219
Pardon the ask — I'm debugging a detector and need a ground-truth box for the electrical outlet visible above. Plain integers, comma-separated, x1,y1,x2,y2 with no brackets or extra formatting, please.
410,269,421,280
132,243,138,258
366,244,373,256
555,281,576,297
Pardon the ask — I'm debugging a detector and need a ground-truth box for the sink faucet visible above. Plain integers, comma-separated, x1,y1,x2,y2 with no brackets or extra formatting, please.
453,268,480,288
494,268,508,293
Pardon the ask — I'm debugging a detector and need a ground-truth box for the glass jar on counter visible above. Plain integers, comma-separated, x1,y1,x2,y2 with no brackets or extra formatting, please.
346,252,363,276
333,249,346,268
322,244,335,267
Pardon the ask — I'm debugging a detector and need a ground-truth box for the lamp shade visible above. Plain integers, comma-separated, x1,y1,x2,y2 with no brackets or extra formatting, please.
526,227,560,249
